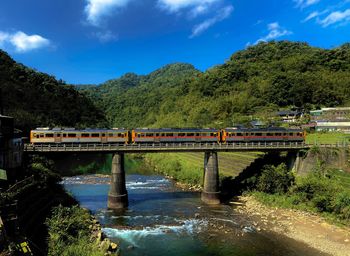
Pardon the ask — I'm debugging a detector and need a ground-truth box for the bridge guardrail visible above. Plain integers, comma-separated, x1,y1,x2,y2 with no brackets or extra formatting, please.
21,141,321,153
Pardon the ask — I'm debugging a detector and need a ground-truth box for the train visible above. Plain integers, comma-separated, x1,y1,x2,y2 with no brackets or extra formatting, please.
30,127,305,144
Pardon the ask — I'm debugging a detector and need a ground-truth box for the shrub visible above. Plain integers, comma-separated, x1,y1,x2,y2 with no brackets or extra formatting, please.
332,191,350,220
46,205,98,256
256,163,294,194
312,194,333,212
293,174,338,201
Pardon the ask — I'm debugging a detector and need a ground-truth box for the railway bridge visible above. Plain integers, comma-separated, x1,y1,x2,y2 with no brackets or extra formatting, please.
23,142,345,209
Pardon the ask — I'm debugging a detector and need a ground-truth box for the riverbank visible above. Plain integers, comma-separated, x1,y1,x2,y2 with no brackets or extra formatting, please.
235,195,350,256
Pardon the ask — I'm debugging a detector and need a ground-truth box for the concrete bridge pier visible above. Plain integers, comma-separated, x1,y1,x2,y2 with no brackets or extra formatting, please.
108,153,128,209
201,151,220,205
286,151,302,173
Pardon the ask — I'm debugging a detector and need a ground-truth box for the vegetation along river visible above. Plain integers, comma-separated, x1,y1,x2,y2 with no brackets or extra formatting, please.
61,157,328,256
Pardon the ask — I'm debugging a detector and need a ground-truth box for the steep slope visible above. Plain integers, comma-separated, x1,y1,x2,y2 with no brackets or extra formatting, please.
0,50,107,132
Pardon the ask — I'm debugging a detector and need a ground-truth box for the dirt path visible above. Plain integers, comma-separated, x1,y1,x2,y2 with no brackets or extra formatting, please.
234,196,350,256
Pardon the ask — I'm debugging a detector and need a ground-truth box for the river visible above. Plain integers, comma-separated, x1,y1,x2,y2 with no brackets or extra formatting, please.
61,160,327,256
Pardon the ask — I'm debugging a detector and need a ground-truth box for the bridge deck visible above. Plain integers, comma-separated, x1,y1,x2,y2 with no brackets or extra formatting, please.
22,142,347,153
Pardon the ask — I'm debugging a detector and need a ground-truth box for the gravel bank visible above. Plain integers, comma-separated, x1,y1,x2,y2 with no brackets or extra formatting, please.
234,196,350,256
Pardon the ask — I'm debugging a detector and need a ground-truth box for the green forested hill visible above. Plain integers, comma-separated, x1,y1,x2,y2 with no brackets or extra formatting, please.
0,50,107,132
79,63,200,128
81,41,350,128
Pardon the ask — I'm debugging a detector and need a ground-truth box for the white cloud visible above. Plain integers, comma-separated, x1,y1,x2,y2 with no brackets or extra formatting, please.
0,32,10,47
294,0,320,8
158,0,219,13
0,31,50,52
190,5,233,38
255,22,292,44
93,30,119,42
303,11,321,22
85,0,132,26
319,8,350,26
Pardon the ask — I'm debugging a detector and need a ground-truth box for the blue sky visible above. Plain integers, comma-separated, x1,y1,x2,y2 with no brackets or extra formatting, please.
0,0,350,84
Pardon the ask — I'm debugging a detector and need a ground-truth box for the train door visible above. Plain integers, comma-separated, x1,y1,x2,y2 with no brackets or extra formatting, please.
101,133,107,143
155,133,160,143
54,133,62,143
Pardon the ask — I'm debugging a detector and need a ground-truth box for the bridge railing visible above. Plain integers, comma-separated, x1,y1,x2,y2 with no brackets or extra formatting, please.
22,141,318,153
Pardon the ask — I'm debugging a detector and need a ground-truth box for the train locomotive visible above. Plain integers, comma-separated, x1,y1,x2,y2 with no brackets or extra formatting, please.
30,127,305,144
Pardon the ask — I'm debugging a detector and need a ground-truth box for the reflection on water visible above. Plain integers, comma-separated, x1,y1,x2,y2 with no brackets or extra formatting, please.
63,174,327,256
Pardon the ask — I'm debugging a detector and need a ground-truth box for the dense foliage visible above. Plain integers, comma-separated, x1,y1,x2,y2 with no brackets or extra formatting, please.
253,168,350,223
79,63,200,128
256,163,295,194
46,205,106,256
0,50,107,133
81,41,350,128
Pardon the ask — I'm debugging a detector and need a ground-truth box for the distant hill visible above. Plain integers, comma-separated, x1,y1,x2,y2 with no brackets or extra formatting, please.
0,50,107,133
79,63,200,128
81,41,350,128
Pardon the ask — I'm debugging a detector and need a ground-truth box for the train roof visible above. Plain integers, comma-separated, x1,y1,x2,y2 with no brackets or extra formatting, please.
133,128,219,133
223,127,303,132
32,128,128,132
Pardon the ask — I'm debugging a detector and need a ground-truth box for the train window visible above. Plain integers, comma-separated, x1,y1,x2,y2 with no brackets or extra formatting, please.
256,133,262,136
68,134,76,138
63,134,67,138
289,133,293,136
40,134,44,138
56,134,61,137
45,134,54,138
91,133,99,137
82,133,89,138
102,133,106,137
120,134,124,138
237,133,243,136
179,133,185,136
276,133,281,136
35,134,39,138
195,133,200,136
188,133,194,136
167,133,173,136
267,133,273,136
108,133,114,137
137,134,141,138
283,133,287,136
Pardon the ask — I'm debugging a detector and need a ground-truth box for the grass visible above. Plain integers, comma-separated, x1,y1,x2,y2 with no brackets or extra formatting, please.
145,152,263,185
306,132,350,145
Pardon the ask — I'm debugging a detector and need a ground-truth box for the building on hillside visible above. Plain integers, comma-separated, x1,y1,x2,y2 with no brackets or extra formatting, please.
250,120,265,128
310,107,350,122
0,115,23,185
314,121,350,133
276,110,303,123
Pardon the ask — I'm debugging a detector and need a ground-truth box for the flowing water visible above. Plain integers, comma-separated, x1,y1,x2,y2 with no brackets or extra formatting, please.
62,165,327,256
